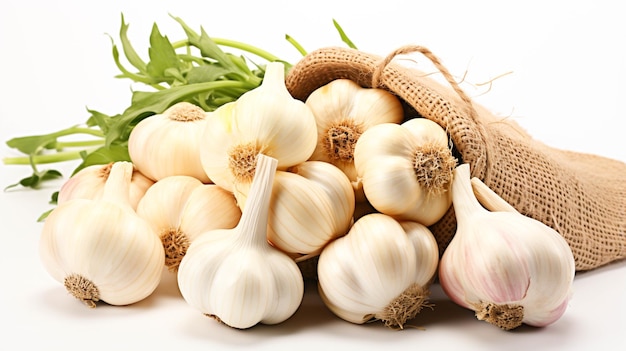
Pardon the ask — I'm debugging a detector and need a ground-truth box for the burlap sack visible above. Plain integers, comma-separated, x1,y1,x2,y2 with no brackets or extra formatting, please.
285,45,626,271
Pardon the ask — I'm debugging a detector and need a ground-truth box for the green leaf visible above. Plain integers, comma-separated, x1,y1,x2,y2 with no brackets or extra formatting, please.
333,19,357,49
41,169,63,181
6,135,56,154
119,13,148,73
110,35,159,86
186,64,231,84
37,208,54,222
72,144,130,175
172,16,242,76
4,169,63,191
285,34,308,56
146,23,183,82
50,191,59,204
85,108,115,133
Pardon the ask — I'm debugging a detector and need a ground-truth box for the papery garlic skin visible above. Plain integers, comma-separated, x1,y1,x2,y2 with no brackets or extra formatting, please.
136,175,241,272
265,161,355,255
178,154,304,329
317,213,438,329
57,162,154,210
129,101,211,183
199,62,317,199
39,162,165,307
354,118,456,226
305,79,404,200
439,164,575,330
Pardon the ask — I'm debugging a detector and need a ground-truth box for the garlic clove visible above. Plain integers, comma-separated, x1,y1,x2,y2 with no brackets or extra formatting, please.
400,221,440,285
265,161,355,256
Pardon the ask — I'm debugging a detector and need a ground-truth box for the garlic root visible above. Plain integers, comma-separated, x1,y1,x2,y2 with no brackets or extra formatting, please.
161,228,191,272
413,142,457,196
474,302,524,331
64,273,100,308
375,283,432,330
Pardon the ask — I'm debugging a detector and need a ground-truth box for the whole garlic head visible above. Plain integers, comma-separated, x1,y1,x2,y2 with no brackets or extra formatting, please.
177,154,304,329
439,164,576,330
40,162,165,307
199,61,318,204
354,118,456,226
317,213,439,329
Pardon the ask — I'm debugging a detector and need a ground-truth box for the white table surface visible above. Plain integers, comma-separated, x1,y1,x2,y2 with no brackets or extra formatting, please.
1,1,625,350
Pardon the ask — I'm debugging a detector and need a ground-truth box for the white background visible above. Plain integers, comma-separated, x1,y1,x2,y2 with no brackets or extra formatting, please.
1,1,625,350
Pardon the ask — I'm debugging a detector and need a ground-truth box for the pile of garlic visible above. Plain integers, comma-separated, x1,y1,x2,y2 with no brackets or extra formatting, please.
39,61,576,331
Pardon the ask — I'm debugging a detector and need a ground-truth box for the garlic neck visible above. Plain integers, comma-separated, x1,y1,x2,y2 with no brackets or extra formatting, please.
235,154,278,247
451,164,485,223
261,62,288,94
101,161,134,209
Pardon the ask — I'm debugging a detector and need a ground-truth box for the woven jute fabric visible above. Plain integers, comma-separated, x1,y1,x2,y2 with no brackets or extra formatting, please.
285,46,626,271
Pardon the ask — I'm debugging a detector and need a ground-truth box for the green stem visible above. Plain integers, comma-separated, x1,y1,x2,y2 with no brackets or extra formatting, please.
56,139,105,149
3,149,95,165
214,38,284,62
172,38,283,63
52,126,105,139
285,34,307,56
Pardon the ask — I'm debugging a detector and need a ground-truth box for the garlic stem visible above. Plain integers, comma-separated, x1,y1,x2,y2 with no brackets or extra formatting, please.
451,164,485,221
261,62,288,94
236,154,278,247
470,177,518,213
101,162,133,208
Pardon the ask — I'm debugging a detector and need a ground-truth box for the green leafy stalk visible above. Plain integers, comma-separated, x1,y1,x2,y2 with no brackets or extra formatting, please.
3,15,358,198
333,19,358,49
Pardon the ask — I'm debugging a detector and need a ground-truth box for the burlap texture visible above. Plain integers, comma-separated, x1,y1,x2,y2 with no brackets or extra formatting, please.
285,46,626,271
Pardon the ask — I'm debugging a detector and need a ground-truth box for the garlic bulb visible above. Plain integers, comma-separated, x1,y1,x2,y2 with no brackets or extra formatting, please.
136,175,241,272
129,101,211,183
199,62,317,204
39,161,165,307
177,154,304,329
354,118,456,226
305,79,404,200
266,160,355,256
317,213,439,329
57,162,154,210
439,164,575,330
